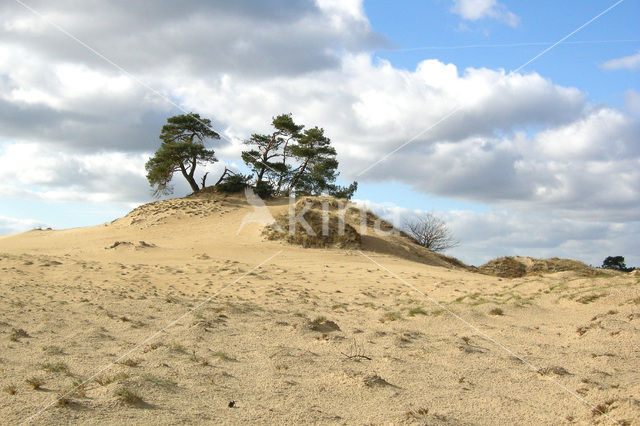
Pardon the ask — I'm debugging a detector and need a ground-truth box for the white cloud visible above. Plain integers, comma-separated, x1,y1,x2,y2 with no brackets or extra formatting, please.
0,216,47,235
451,0,520,27
601,50,640,71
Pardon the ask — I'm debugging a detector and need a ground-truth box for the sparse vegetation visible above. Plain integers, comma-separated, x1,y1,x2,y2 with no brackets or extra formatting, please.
4,384,17,395
40,362,70,374
143,374,177,388
26,376,45,390
576,293,606,304
9,328,29,342
406,408,429,419
408,307,428,316
42,345,65,355
95,372,129,386
211,351,237,362
380,311,402,323
114,387,144,405
119,358,140,367
489,308,504,316
169,343,187,353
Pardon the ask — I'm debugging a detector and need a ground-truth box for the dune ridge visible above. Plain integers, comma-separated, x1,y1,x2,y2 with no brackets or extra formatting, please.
0,193,638,424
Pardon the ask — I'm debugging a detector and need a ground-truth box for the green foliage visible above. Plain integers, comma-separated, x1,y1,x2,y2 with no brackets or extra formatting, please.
240,113,354,198
602,256,627,271
241,113,303,188
145,113,220,196
288,126,339,195
255,180,275,198
329,181,358,200
217,173,251,193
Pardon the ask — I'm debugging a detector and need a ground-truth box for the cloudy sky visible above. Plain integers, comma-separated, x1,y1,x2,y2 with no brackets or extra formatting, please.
0,0,638,267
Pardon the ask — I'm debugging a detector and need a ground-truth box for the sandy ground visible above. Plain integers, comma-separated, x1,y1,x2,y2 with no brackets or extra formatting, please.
0,194,638,425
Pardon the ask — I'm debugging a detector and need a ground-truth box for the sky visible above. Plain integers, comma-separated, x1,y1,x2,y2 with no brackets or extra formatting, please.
0,0,638,267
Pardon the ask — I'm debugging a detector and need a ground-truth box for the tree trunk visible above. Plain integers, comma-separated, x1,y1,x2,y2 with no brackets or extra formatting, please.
214,167,235,186
288,158,309,192
180,163,200,192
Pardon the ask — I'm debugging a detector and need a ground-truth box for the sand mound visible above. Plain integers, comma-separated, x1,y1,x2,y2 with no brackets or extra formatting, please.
262,197,470,270
479,256,602,278
263,199,361,249
114,198,224,228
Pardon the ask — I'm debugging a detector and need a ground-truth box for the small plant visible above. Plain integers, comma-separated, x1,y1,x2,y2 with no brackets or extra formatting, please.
41,362,70,374
489,308,504,316
26,376,45,390
119,358,139,367
189,351,202,363
211,351,237,362
9,328,29,342
576,293,606,304
143,374,177,388
408,307,428,317
169,343,187,353
406,408,429,418
114,387,144,405
310,316,341,332
341,340,372,361
42,345,65,355
56,396,72,407
380,312,402,323
95,372,129,386
4,384,17,395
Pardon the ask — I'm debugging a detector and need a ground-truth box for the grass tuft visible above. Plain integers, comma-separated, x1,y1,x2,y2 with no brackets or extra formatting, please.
408,307,428,317
40,362,70,374
26,376,45,390
114,387,144,405
380,311,402,323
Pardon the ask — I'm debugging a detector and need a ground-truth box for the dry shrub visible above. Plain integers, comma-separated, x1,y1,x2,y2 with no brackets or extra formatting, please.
478,257,527,278
480,256,601,278
264,202,361,249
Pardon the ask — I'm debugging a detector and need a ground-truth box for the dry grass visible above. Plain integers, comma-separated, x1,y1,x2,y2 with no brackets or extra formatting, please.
114,387,144,405
380,311,402,323
42,345,65,355
40,362,70,374
479,256,602,278
9,328,29,342
408,307,428,316
489,308,504,316
26,377,45,390
264,205,361,249
143,374,177,388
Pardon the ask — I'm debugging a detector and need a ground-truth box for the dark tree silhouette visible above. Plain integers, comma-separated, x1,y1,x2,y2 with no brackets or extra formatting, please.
240,113,357,199
145,113,220,196
602,256,627,271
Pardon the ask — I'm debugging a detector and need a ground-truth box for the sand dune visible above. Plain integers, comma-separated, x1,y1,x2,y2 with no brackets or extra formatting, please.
1,194,638,424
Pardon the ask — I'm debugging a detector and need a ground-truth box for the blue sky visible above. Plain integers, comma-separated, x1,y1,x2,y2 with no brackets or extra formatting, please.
365,1,638,106
0,0,638,266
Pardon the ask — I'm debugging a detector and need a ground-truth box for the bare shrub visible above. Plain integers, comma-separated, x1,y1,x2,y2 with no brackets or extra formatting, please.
403,213,459,252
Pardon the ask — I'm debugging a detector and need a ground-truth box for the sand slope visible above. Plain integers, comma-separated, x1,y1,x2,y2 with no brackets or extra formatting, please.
0,194,638,425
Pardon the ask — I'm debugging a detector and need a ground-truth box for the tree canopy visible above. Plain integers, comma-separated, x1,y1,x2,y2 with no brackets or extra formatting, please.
145,113,220,196
145,112,357,200
239,113,357,199
602,256,628,271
